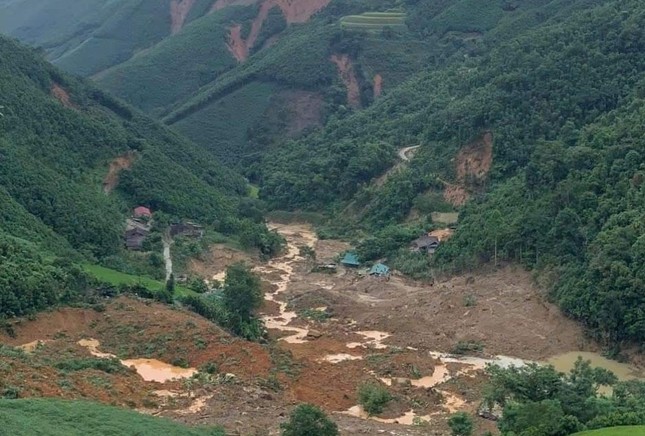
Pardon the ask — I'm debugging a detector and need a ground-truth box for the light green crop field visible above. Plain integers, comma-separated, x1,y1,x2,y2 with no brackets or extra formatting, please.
0,399,224,436
340,12,407,32
573,427,645,436
83,264,192,296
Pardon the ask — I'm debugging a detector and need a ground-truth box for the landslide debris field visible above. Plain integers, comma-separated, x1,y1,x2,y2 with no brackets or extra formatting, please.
0,223,598,435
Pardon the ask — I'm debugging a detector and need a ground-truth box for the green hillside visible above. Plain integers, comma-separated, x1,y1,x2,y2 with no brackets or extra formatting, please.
259,0,645,343
0,35,277,316
0,399,224,436
0,0,217,77
573,428,645,436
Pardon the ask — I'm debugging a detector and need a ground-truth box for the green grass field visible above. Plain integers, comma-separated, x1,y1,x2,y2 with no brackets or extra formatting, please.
573,427,645,436
340,12,407,32
0,399,224,436
83,264,192,296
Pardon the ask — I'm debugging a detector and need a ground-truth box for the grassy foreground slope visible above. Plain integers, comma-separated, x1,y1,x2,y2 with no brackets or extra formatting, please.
0,399,224,436
259,0,645,343
573,428,645,436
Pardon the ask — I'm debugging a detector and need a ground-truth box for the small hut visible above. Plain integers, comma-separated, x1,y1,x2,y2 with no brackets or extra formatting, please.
369,263,390,277
340,252,360,267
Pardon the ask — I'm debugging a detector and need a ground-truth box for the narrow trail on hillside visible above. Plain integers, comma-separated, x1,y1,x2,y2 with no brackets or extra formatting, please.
163,234,173,281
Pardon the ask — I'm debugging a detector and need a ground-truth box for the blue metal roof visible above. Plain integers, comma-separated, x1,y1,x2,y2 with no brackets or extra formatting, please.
369,263,390,275
341,252,360,266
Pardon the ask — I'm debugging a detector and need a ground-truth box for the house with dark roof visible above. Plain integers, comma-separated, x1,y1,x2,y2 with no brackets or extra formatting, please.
340,252,360,267
170,221,204,239
125,227,149,250
410,235,440,254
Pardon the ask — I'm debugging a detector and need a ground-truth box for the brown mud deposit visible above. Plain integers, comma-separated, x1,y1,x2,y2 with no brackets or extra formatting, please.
373,73,383,98
0,224,612,435
103,151,136,194
51,83,75,109
330,54,361,109
226,0,330,62
185,223,595,434
444,131,494,206
170,0,196,34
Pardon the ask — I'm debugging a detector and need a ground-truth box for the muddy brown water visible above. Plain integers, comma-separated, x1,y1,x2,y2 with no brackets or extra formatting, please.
77,339,197,383
548,351,645,381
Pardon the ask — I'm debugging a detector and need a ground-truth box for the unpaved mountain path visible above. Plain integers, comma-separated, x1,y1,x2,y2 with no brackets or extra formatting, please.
163,233,172,281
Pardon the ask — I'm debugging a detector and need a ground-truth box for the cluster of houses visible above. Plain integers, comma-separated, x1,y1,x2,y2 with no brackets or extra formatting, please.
320,231,447,278
124,206,204,251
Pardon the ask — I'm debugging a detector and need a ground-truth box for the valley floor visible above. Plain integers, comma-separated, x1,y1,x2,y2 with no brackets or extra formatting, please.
0,223,625,435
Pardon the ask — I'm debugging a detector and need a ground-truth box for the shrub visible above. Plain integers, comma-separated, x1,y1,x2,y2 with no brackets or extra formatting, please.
448,412,473,436
280,404,338,436
357,382,391,415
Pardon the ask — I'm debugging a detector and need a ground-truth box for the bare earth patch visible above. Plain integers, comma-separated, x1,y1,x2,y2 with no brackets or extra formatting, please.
170,0,196,34
330,53,361,109
51,83,76,109
444,131,493,206
103,151,136,194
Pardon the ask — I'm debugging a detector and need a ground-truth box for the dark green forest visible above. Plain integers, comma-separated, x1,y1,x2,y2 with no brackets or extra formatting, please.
0,35,278,315
259,0,645,344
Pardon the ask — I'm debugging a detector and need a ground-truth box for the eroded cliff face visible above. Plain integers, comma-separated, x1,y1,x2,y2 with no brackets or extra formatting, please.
330,53,361,109
225,0,331,62
170,0,197,34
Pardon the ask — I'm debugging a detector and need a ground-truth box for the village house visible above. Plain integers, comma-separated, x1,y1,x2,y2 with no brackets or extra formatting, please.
124,227,149,250
410,234,440,254
369,263,390,277
340,252,361,267
133,206,152,219
170,221,204,239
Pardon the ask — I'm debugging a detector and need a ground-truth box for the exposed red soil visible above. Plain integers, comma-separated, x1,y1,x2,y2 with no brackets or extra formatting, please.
330,54,361,109
226,0,331,62
103,152,136,194
226,24,248,62
210,0,257,12
443,131,493,206
51,83,76,109
170,0,197,34
373,73,383,98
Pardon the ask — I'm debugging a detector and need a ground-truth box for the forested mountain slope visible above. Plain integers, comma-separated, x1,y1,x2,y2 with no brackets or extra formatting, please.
0,0,591,169
0,36,277,314
0,0,215,77
259,0,645,343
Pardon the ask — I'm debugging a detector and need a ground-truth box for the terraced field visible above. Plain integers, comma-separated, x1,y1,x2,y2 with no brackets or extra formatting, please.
340,11,407,32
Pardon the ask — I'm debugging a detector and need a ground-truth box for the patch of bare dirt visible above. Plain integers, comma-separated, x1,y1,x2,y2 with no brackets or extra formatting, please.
226,24,247,62
170,0,196,34
274,0,331,23
51,83,76,109
103,151,136,194
188,243,256,279
443,131,493,206
279,90,324,137
373,73,383,98
330,54,361,109
210,0,257,12
226,0,330,62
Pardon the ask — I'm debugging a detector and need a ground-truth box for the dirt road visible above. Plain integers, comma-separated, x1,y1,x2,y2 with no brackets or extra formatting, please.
398,145,419,161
